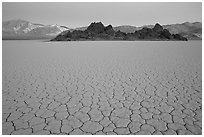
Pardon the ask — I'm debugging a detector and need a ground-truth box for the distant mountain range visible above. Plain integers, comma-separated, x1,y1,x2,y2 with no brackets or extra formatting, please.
2,19,202,40
163,22,202,40
51,22,187,41
2,19,71,40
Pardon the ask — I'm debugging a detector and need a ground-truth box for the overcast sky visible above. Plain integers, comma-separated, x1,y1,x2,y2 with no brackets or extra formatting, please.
2,2,202,28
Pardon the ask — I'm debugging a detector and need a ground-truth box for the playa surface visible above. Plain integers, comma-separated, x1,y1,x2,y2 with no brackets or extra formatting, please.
2,40,202,135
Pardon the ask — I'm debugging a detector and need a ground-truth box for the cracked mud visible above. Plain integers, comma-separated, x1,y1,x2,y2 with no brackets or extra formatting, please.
2,41,202,135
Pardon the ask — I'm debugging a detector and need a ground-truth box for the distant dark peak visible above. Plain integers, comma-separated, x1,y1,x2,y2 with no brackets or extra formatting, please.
154,23,162,27
86,22,105,33
89,22,105,27
105,25,115,35
105,25,113,30
106,24,113,28
153,23,163,32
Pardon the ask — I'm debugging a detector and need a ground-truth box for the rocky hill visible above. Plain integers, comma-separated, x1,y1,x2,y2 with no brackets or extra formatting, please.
114,22,202,40
2,19,70,40
51,22,187,41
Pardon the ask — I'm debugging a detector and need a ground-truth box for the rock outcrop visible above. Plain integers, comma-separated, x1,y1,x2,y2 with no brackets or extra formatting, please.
51,22,188,41
114,22,202,40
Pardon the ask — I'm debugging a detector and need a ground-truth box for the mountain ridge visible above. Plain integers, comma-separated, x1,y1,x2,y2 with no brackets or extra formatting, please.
51,22,188,41
2,19,202,40
2,19,70,40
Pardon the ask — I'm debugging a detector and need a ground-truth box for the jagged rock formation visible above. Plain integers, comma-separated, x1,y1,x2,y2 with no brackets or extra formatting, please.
51,22,187,41
114,22,202,40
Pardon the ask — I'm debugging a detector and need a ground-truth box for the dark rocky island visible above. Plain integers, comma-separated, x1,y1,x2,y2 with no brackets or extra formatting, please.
51,22,188,41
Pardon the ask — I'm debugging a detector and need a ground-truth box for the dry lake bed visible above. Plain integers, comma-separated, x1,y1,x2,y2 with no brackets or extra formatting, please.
2,40,202,135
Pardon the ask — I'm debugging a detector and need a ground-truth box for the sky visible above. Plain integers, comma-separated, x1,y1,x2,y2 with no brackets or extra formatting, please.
2,2,202,28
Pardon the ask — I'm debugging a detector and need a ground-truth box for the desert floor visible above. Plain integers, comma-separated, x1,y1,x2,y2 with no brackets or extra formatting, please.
2,41,202,135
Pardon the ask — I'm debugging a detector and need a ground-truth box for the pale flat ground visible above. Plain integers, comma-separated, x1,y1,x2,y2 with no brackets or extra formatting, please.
2,41,202,135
